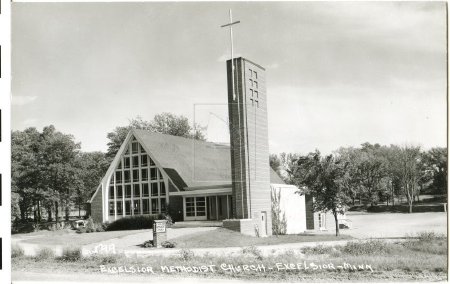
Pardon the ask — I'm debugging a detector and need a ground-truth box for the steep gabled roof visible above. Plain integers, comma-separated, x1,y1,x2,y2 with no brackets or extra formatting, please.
132,129,285,190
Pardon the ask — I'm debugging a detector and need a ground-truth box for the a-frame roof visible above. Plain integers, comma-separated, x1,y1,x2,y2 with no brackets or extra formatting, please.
132,129,285,190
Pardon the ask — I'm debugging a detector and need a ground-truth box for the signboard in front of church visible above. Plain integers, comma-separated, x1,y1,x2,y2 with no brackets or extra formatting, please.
153,221,166,233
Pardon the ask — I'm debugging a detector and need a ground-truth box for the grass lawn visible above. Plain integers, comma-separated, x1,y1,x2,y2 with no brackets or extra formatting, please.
12,235,447,282
169,228,351,248
18,229,152,246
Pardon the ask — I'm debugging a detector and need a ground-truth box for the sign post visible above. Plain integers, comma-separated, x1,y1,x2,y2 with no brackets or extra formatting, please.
153,220,167,248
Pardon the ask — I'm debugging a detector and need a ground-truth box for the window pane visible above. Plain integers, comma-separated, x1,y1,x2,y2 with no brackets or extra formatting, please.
151,199,159,214
124,171,131,183
185,197,195,216
142,199,150,214
149,157,155,166
140,145,146,153
109,186,114,199
125,185,132,198
141,169,148,181
141,155,148,166
160,182,166,196
133,169,139,182
110,176,114,185
133,200,141,215
132,156,139,168
160,198,166,212
115,171,122,183
117,201,123,214
142,183,149,197
150,168,157,180
117,185,123,198
133,184,140,198
125,200,131,215
151,183,158,196
125,147,130,155
132,142,139,154
109,202,114,215
124,157,130,169
117,161,122,169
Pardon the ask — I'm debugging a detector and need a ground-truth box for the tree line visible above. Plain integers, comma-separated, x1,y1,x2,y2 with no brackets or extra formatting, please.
270,143,447,236
12,113,204,225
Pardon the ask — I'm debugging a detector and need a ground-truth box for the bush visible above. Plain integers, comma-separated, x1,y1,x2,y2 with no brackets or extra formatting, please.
12,245,24,258
35,247,55,261
106,214,165,231
161,241,176,248
142,240,154,248
416,231,446,242
59,246,83,262
342,240,393,256
179,249,194,261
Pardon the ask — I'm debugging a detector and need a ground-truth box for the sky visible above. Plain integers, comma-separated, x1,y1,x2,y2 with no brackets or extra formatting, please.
11,1,447,154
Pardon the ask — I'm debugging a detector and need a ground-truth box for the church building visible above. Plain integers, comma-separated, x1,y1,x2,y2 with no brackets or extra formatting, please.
89,57,316,236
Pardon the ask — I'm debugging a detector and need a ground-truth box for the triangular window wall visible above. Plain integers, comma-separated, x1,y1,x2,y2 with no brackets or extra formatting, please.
108,136,167,218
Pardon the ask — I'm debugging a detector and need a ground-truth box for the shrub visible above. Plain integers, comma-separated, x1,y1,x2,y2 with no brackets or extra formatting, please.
417,231,446,242
142,240,154,248
161,241,176,248
59,246,83,262
35,247,55,261
91,254,119,264
242,245,263,260
12,245,24,258
106,214,165,231
342,240,393,256
179,249,194,261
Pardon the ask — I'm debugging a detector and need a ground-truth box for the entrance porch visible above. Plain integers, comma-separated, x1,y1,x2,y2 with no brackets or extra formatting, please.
183,195,232,221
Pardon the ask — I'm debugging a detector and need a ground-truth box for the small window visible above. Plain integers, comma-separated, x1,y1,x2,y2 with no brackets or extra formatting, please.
125,200,131,215
140,145,146,153
255,90,258,98
141,155,148,166
133,200,140,215
124,171,131,183
141,168,148,181
149,157,155,166
117,185,123,198
109,202,114,215
110,176,114,185
133,169,139,182
109,186,115,199
116,201,123,214
142,183,149,197
117,161,122,169
125,184,131,198
151,183,158,196
125,185,132,198
132,156,139,168
142,199,150,214
249,79,253,87
160,182,166,196
125,147,130,155
151,199,159,214
250,89,253,97
124,157,130,169
133,184,140,198
160,199,166,213
249,68,253,77
254,71,257,79
254,81,258,89
150,168,157,180
132,142,139,154
115,171,122,184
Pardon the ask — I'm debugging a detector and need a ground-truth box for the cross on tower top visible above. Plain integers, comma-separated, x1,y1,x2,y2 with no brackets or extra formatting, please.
221,9,240,100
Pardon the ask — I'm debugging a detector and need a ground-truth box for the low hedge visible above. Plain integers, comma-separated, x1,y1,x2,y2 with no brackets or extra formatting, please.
106,214,165,231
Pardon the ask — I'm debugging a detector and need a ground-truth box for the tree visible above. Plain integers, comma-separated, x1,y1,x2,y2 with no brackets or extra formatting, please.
390,145,421,213
269,154,282,176
106,114,206,160
426,147,447,194
294,151,352,236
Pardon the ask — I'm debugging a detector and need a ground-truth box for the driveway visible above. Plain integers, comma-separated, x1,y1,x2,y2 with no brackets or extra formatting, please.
340,212,447,239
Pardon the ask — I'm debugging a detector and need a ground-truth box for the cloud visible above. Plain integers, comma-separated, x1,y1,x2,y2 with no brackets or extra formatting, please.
22,118,37,126
12,95,37,106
